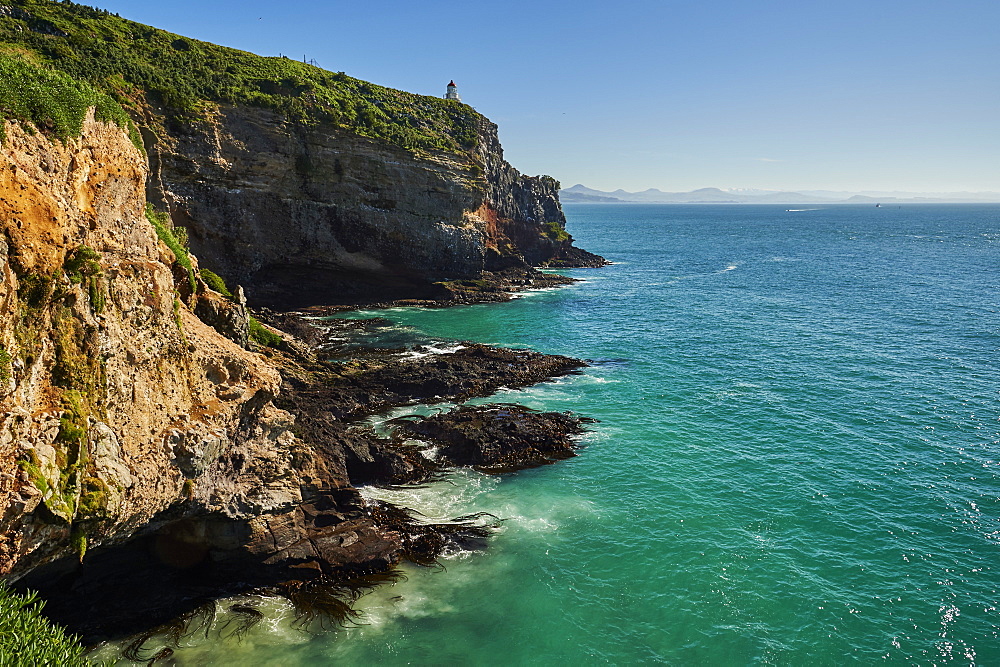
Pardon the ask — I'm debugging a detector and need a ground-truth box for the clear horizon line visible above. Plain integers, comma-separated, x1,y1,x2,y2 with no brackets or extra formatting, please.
563,184,1000,196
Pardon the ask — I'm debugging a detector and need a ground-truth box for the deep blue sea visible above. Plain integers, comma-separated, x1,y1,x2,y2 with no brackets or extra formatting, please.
100,203,1000,664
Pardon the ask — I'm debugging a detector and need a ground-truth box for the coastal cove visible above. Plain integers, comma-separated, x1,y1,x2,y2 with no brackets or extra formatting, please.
89,202,1000,664
0,2,995,663
0,3,615,660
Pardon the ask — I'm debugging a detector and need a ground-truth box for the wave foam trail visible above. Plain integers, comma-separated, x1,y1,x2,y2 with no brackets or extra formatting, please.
359,469,498,521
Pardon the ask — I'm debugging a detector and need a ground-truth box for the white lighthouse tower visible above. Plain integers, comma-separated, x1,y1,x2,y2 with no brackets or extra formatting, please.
445,80,461,101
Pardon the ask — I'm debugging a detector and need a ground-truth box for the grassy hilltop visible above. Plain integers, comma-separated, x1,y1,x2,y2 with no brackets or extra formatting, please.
0,0,480,151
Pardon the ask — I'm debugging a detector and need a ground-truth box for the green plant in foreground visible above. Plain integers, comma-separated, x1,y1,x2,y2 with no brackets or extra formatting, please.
0,584,91,665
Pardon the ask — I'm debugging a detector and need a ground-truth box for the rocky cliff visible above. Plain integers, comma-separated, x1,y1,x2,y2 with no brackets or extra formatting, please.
0,113,316,578
0,0,604,309
0,113,463,640
149,107,602,307
0,0,606,644
0,110,596,639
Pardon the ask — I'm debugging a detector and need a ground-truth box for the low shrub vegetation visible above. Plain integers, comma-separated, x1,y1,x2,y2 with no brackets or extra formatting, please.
200,268,233,299
0,0,480,153
248,316,282,348
543,221,571,242
0,345,11,384
0,52,142,149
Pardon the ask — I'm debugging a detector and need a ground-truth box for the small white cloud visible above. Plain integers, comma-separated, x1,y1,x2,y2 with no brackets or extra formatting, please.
757,157,781,163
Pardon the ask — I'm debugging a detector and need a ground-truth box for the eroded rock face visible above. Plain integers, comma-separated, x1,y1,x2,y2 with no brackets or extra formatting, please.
474,117,605,270
0,115,314,578
150,106,602,307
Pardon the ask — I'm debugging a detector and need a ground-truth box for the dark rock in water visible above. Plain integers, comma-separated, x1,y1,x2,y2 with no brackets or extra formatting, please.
428,267,577,304
278,342,586,424
398,404,595,473
365,500,499,566
272,339,585,485
544,244,610,268
290,406,438,486
267,313,588,485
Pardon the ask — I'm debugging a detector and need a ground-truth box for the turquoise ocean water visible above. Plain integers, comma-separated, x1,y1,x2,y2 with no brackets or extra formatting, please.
105,204,1000,664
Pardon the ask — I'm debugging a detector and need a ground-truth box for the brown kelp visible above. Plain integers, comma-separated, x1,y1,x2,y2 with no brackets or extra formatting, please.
219,604,264,641
115,599,246,662
396,403,597,473
282,579,365,631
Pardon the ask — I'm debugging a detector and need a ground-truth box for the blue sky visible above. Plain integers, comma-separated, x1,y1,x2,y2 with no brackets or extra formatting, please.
96,0,999,192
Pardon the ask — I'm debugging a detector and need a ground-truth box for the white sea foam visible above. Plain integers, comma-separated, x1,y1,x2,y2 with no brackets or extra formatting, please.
399,343,465,359
359,468,499,521
365,403,457,436
580,375,618,384
511,285,570,299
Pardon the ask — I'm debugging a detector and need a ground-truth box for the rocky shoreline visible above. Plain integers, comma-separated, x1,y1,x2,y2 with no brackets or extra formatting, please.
265,263,607,315
0,11,609,656
16,298,598,650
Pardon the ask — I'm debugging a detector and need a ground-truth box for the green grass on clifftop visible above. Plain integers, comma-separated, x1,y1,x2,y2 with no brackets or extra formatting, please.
0,52,142,149
0,0,481,153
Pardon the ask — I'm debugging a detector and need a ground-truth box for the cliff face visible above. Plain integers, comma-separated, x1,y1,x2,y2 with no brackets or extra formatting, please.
149,106,599,307
0,115,312,578
0,0,605,308
474,117,570,268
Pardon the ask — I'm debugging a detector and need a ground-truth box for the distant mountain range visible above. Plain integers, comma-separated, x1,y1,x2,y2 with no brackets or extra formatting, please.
560,185,1000,204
